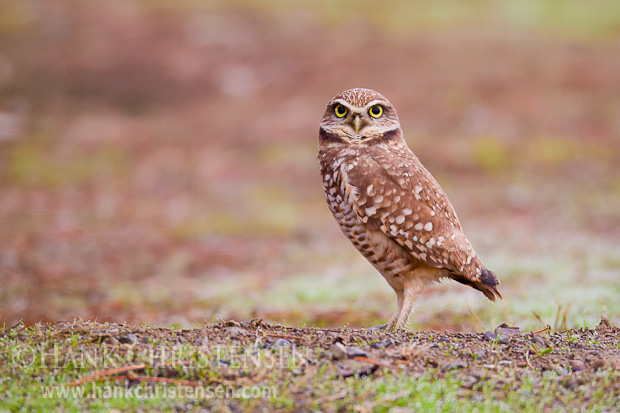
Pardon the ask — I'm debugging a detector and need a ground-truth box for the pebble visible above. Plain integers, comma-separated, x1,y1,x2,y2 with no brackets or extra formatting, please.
331,342,368,360
274,338,293,348
346,346,368,358
531,336,545,346
443,361,467,371
483,331,497,341
371,339,394,349
332,342,348,360
223,326,247,337
118,334,139,344
570,360,587,372
495,325,521,336
462,375,479,388
194,336,209,346
104,336,119,345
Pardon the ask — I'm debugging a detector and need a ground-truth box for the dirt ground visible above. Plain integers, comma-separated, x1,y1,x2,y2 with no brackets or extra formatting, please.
1,2,620,331
1,3,620,410
5,317,620,410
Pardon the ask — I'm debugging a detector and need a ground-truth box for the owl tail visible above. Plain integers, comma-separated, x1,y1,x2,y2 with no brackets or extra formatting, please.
478,268,502,301
449,267,502,301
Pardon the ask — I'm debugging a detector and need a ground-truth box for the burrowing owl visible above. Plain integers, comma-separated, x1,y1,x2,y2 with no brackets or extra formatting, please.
318,88,501,330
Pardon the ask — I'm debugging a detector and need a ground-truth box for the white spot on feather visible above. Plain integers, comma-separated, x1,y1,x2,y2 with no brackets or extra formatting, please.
424,222,433,231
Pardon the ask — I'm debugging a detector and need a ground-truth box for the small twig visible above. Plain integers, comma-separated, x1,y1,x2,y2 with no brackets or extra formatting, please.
531,311,546,329
68,364,147,386
560,303,570,331
94,375,206,387
353,356,397,370
121,375,204,387
17,321,34,333
525,350,533,368
597,297,608,318
553,302,562,332
355,389,411,412
67,360,193,386
313,390,348,405
531,326,550,335
467,303,485,331
503,300,513,326
266,333,301,340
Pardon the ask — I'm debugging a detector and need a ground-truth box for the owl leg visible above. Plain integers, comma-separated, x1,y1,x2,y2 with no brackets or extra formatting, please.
386,290,404,330
393,288,421,330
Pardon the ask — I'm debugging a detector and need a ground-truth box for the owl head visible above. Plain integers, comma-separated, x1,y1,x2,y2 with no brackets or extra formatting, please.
319,88,402,145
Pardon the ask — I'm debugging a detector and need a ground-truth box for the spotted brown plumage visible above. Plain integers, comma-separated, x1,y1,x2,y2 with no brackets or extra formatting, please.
318,88,501,330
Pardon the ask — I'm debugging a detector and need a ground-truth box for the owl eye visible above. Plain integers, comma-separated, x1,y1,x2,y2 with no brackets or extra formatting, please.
334,104,348,118
369,105,383,118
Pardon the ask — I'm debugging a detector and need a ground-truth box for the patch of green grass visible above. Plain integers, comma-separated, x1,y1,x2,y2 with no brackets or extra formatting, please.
471,137,513,173
7,143,128,188
132,0,620,42
3,321,620,411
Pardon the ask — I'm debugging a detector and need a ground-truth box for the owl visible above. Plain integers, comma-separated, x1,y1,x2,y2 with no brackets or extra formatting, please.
318,88,501,330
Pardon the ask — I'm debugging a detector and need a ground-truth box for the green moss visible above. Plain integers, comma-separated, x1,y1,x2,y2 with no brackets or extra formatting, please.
471,137,511,173
8,144,128,188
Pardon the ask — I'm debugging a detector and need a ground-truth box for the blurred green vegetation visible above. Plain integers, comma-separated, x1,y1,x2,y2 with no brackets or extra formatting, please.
0,0,619,331
8,143,128,188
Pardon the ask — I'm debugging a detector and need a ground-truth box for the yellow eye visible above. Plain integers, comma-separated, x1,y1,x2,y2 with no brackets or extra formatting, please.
334,104,348,118
369,105,383,118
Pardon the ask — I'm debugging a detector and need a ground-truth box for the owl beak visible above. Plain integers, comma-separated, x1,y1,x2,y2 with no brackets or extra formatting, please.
352,114,363,133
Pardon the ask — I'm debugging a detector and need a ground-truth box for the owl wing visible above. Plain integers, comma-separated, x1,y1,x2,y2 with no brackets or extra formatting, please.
341,148,500,299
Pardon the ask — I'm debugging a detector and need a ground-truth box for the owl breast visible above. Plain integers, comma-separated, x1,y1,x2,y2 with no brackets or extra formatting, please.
319,147,416,285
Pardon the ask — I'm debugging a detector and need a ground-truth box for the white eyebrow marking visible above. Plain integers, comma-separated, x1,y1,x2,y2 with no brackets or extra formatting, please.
330,99,362,111
364,99,387,109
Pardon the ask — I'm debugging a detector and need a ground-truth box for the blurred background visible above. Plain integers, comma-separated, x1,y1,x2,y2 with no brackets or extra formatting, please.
1,0,619,331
